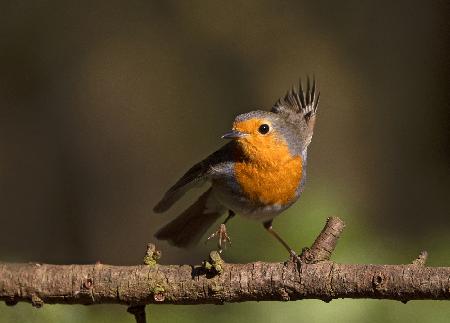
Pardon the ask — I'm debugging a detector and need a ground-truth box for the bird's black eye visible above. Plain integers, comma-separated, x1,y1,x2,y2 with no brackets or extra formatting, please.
258,124,270,134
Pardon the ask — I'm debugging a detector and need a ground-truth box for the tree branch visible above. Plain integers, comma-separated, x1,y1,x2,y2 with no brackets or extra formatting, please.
1,217,449,309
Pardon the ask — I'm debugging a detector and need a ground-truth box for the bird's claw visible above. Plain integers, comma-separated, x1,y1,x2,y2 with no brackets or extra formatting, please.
206,224,231,252
289,250,302,265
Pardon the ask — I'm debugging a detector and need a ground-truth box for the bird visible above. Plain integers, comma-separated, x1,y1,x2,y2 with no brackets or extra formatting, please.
153,78,320,259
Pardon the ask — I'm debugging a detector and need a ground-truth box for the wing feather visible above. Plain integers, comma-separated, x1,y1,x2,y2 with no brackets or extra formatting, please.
153,142,234,213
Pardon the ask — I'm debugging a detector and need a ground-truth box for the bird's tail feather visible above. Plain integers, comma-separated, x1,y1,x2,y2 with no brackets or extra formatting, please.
272,76,320,119
154,188,225,248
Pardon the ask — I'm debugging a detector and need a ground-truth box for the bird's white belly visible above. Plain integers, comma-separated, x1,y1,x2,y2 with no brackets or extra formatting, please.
211,185,292,222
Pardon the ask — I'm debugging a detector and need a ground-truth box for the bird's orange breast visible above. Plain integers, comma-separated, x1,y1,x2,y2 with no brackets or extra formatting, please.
233,135,303,206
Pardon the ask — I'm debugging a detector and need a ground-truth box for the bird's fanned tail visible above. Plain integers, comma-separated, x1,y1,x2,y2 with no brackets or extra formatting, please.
272,76,320,119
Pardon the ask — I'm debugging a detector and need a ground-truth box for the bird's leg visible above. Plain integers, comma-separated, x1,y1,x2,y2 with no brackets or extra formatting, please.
206,210,235,252
263,220,302,263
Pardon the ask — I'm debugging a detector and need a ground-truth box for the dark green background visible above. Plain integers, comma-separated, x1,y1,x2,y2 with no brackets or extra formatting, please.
1,1,449,322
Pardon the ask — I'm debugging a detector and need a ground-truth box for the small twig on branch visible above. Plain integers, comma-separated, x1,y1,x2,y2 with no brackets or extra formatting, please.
412,251,428,266
126,243,162,323
300,216,345,263
0,217,449,310
127,305,147,323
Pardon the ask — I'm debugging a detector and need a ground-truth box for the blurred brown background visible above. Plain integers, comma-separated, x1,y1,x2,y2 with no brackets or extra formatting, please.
1,1,449,322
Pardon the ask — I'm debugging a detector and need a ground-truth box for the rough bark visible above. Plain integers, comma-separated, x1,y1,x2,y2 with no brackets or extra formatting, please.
0,217,449,309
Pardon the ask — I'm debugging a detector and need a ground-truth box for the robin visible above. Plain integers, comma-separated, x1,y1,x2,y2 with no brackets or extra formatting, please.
154,78,319,259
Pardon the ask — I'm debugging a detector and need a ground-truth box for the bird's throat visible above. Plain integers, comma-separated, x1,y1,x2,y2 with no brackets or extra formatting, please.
234,139,303,206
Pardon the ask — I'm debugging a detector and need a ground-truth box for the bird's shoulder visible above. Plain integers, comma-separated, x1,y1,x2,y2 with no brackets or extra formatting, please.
203,141,238,178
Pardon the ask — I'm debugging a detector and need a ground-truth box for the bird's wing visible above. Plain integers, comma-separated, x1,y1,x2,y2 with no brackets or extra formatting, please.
153,142,234,213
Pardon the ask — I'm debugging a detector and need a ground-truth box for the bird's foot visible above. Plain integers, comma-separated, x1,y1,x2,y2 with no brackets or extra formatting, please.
206,224,231,252
289,250,303,266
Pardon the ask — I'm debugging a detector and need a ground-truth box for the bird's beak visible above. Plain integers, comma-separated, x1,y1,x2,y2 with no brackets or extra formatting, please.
221,129,247,139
